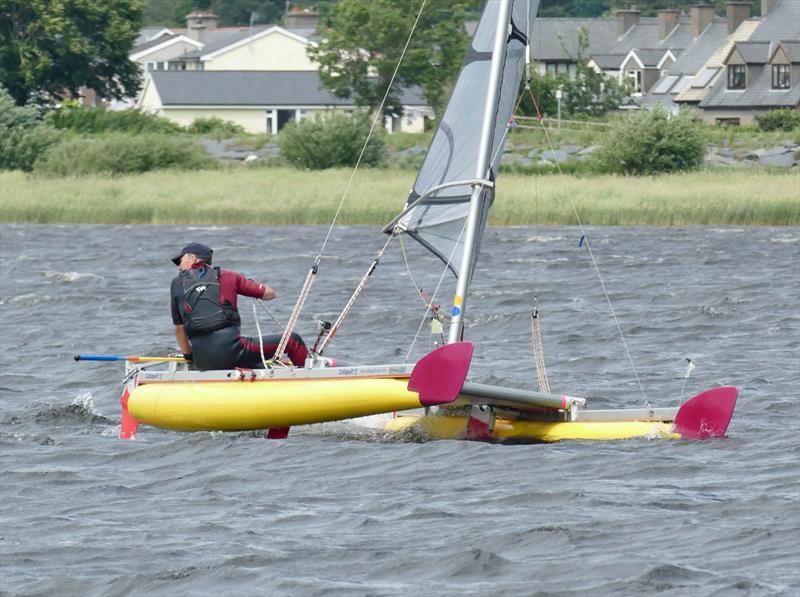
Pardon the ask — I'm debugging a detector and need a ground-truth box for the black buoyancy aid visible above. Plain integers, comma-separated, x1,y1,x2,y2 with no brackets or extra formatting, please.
178,267,241,337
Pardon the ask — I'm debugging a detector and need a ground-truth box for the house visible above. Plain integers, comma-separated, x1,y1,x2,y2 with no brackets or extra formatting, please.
129,11,318,73
644,2,759,112
137,70,431,134
173,25,317,72
471,6,729,98
132,9,432,133
697,0,800,124
527,9,697,82
619,48,679,93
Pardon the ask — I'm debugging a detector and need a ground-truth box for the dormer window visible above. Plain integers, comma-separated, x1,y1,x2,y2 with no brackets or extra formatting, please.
772,64,790,89
727,64,746,89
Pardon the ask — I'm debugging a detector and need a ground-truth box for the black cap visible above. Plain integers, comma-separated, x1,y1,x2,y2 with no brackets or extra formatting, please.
171,243,213,266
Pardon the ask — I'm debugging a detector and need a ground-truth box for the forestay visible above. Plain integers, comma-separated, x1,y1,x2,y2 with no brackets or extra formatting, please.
389,0,538,278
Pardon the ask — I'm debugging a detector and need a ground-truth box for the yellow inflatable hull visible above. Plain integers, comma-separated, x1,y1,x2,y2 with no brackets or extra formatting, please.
385,414,680,442
129,376,421,432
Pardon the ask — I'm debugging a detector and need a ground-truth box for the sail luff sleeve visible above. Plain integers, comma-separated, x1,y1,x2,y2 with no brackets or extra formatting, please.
395,0,539,278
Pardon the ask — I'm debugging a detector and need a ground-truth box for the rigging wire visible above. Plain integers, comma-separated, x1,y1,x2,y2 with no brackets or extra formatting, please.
403,219,468,362
401,102,519,360
273,0,430,358
256,299,286,331
316,0,429,260
523,85,647,402
400,46,530,360
317,233,395,355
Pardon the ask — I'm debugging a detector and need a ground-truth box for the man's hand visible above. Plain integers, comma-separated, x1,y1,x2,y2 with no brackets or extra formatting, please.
174,324,192,354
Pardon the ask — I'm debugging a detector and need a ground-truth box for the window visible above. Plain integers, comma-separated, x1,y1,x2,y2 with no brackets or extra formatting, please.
691,67,719,89
727,64,745,89
545,62,577,79
652,75,679,94
716,117,740,126
625,69,642,92
772,64,790,89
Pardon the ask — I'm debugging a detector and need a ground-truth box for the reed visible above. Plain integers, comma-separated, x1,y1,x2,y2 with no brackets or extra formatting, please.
1,168,797,226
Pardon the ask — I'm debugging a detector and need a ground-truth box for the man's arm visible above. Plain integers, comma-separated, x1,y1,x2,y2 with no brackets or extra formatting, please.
232,271,276,301
174,324,192,355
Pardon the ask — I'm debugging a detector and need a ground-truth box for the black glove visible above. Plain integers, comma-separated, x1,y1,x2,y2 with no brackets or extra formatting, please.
182,353,193,362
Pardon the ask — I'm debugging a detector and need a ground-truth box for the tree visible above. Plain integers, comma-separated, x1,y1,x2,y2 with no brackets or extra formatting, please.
0,0,143,106
558,27,631,117
308,0,471,117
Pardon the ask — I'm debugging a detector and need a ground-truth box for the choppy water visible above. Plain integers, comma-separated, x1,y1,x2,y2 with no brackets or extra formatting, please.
1,224,798,596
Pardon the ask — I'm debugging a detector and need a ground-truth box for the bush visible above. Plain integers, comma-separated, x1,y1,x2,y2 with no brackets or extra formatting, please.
0,87,64,171
34,133,216,176
594,108,706,175
186,117,245,137
46,105,183,134
278,111,386,169
756,108,800,132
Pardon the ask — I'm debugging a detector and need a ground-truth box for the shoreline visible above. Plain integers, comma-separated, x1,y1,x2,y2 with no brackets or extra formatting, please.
1,168,797,226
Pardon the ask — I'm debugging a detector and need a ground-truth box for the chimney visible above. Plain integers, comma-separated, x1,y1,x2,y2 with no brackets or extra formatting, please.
658,10,680,40
761,0,777,15
186,10,218,43
726,2,750,34
284,5,320,30
690,4,715,37
615,9,641,36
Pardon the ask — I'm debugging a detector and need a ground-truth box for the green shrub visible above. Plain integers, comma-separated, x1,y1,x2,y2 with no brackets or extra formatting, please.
186,117,245,137
46,105,183,134
34,133,216,176
594,108,706,175
756,108,800,132
278,111,386,169
0,87,64,171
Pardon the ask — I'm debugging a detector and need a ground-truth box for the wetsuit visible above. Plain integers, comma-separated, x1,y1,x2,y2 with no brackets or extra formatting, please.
171,264,307,371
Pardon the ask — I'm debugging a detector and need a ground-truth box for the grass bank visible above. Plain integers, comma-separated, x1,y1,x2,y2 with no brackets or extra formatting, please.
1,168,797,226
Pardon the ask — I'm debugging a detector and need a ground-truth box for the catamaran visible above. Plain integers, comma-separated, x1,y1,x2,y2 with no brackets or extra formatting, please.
78,0,737,442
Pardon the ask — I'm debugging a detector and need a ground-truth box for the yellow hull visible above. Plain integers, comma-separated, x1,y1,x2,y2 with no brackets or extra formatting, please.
385,414,680,442
129,377,421,432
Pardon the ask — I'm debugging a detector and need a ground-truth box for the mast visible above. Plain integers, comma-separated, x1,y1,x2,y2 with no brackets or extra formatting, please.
447,0,511,344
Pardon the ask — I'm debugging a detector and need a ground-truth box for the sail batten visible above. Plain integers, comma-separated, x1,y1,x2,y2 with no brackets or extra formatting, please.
395,0,539,278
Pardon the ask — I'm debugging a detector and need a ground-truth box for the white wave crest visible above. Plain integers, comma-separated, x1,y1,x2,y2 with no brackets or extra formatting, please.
1,293,56,306
43,271,103,283
71,392,98,415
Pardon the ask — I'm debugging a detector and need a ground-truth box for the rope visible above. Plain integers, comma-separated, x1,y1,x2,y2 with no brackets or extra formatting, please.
273,263,317,365
531,300,550,394
252,303,270,369
524,84,647,402
317,233,395,355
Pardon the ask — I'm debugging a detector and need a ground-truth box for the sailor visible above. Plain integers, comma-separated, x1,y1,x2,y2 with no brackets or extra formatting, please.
170,243,308,371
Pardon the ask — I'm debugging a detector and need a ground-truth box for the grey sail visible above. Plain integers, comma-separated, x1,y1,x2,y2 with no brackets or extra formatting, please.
390,0,538,278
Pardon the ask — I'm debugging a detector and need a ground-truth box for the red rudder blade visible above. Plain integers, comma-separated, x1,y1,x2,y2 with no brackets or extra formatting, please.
119,385,140,439
408,342,474,407
267,427,290,439
673,386,738,439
